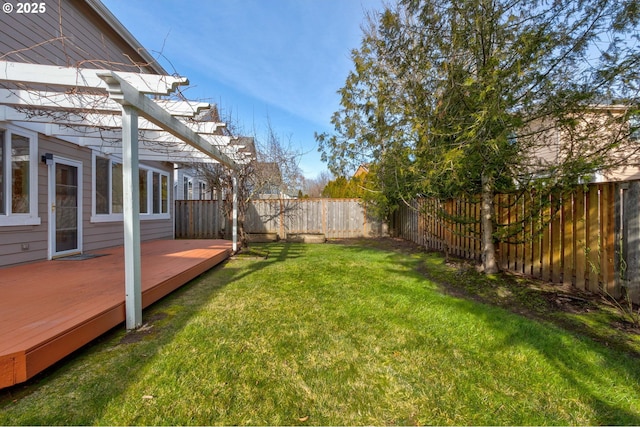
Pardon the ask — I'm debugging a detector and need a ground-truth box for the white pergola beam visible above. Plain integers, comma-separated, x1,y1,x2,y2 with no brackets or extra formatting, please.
98,71,237,170
0,61,187,95
0,88,212,117
232,175,238,252
0,105,227,134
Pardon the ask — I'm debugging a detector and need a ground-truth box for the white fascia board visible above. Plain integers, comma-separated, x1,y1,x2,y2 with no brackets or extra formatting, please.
0,61,187,95
98,71,237,170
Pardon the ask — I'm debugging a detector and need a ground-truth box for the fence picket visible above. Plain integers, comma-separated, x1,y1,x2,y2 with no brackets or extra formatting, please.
390,181,635,302
562,192,574,286
601,183,616,296
587,186,600,292
551,195,562,283
574,187,586,290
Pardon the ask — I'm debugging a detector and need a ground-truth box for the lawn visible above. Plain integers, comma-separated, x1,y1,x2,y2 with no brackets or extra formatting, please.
1,240,640,425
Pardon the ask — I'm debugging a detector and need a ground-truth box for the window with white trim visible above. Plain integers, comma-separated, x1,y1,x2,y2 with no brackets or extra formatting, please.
183,175,194,200
139,167,169,216
630,114,640,141
92,153,170,222
0,126,40,226
198,181,208,200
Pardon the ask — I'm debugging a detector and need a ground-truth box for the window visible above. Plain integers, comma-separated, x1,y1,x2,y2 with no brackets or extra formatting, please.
139,169,148,214
0,126,40,226
152,172,160,214
198,181,208,200
139,168,169,216
151,172,169,214
112,162,123,214
630,114,640,141
92,153,170,221
182,175,194,200
95,157,110,214
93,155,122,218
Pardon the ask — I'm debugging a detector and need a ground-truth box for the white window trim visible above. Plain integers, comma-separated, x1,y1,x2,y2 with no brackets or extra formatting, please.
139,167,171,220
91,151,171,222
0,124,40,226
182,174,194,200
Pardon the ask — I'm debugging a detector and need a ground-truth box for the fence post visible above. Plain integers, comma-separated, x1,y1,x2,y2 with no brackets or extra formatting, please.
615,183,624,297
601,183,616,296
624,181,640,303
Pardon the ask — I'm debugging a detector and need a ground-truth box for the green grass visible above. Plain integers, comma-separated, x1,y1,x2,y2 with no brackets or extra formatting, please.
2,240,640,425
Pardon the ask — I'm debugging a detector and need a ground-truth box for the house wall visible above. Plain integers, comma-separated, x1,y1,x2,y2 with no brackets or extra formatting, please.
0,1,176,267
0,0,158,73
0,134,174,267
521,109,640,183
174,168,216,200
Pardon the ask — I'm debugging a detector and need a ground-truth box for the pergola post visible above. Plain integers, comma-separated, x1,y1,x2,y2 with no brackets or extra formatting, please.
232,174,238,252
122,104,142,330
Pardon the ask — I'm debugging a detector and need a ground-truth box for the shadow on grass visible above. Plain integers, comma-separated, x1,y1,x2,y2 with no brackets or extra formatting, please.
0,243,306,425
3,239,639,424
329,239,640,424
445,294,640,424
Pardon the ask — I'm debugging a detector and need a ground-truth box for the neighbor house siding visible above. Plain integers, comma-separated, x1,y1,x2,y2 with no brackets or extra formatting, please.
0,1,156,72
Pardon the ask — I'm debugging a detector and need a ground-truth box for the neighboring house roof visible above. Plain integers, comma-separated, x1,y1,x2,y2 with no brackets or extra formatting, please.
354,164,370,178
233,136,257,159
257,162,282,180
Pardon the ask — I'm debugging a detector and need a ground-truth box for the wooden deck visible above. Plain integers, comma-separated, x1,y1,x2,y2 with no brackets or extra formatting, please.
0,239,232,390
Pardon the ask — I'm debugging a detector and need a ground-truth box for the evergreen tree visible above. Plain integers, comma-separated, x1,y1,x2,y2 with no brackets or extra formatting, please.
318,0,640,272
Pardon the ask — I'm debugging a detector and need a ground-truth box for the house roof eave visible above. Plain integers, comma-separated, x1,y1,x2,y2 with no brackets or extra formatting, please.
83,0,167,76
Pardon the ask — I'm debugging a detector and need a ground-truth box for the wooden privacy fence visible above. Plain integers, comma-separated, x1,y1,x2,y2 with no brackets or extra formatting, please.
175,198,386,240
391,181,640,304
175,200,228,239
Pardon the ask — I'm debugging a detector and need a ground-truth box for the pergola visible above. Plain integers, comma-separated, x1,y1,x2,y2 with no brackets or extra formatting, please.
0,61,248,329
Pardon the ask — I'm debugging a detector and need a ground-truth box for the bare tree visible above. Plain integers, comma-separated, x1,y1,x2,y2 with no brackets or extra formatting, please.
303,170,333,197
189,113,305,247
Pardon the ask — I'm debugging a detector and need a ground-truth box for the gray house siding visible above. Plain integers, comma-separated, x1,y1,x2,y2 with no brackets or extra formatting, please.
0,0,177,267
0,134,174,267
0,0,159,73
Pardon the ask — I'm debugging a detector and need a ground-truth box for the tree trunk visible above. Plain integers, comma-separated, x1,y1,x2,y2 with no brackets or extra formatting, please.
481,173,499,273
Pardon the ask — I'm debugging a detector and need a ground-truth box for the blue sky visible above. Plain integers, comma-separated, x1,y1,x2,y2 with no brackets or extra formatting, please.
102,0,384,179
